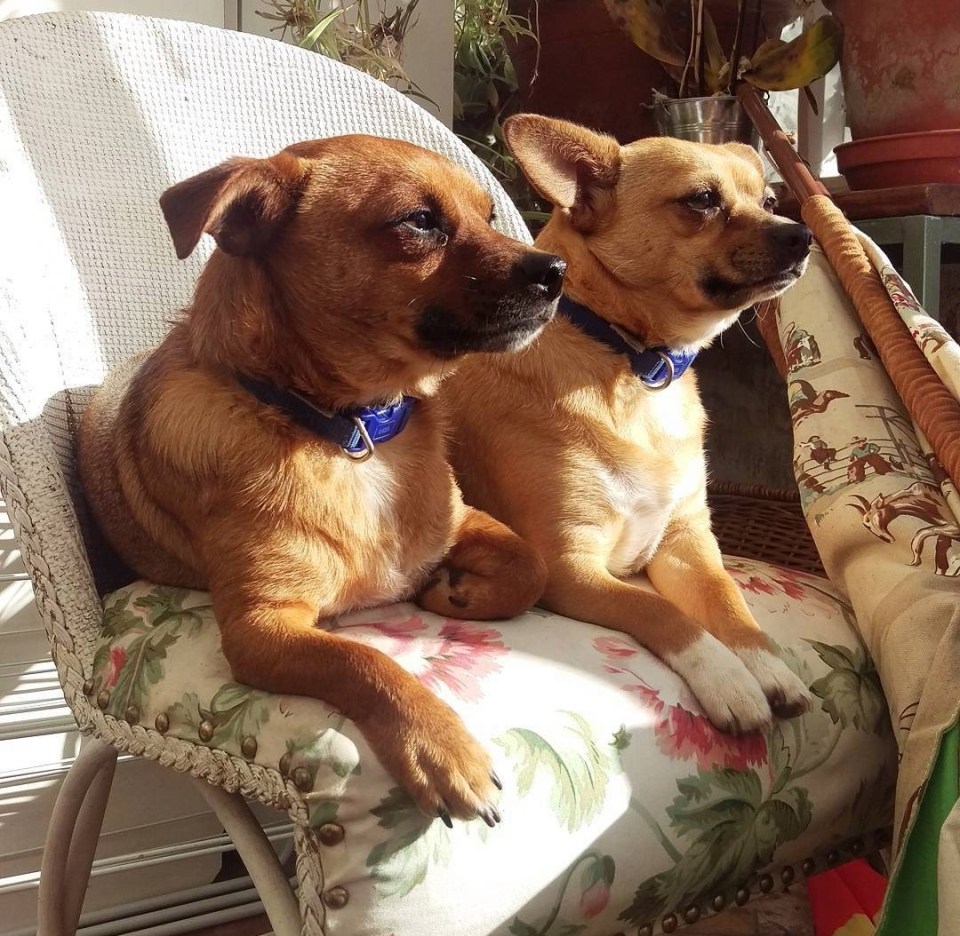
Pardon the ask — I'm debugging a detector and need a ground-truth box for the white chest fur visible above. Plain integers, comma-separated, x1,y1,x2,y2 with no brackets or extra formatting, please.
599,383,705,577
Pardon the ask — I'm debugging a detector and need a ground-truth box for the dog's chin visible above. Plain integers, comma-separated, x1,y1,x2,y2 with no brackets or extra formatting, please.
701,257,809,312
415,299,557,359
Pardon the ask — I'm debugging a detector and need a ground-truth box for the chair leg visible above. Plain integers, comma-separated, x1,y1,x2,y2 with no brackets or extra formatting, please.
37,736,118,936
192,780,302,936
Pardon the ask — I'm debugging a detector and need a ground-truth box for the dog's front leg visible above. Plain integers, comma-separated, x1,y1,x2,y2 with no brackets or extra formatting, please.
210,582,500,825
646,510,812,719
417,505,547,620
541,552,773,734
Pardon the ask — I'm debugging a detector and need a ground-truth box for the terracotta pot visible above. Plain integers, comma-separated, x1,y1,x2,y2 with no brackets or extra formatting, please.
835,129,960,190
825,0,960,139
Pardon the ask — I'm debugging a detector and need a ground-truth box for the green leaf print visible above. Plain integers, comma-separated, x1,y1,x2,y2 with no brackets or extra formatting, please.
495,712,613,831
845,768,896,837
366,787,452,898
508,921,539,936
167,683,271,757
101,592,143,639
107,630,179,718
618,768,812,926
808,640,887,733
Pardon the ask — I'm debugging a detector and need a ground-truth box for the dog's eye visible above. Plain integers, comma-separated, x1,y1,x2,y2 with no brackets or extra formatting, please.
685,190,720,212
762,194,778,214
404,209,440,232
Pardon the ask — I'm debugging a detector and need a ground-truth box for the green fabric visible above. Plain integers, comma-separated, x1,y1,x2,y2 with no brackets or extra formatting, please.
878,720,960,936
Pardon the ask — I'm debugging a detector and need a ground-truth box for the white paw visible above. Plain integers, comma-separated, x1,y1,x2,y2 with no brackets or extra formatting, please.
666,633,772,734
734,646,813,719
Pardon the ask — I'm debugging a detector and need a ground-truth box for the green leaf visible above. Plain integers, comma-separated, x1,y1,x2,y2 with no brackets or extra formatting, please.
508,920,538,936
366,788,450,898
309,800,340,828
808,640,857,672
743,14,842,91
601,0,688,67
299,8,343,51
611,726,632,752
618,768,812,926
846,769,896,836
809,654,886,733
495,712,613,831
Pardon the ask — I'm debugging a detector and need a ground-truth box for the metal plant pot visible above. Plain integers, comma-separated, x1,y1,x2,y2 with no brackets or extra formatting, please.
654,95,760,149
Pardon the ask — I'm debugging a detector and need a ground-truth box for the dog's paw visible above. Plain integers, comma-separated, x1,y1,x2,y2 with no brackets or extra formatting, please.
734,646,813,720
359,690,501,827
666,633,772,735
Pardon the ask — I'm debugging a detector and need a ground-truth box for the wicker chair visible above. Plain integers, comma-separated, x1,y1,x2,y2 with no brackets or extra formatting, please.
0,12,899,936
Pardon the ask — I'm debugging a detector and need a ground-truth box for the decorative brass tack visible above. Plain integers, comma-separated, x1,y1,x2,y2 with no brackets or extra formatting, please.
759,874,774,894
279,751,293,777
683,905,700,924
124,705,140,724
322,885,349,909
735,887,750,906
241,736,258,759
781,866,796,886
82,679,94,695
96,690,110,710
155,712,169,734
198,720,214,742
318,822,345,847
802,858,816,876
850,838,863,855
712,894,726,912
827,850,840,866
661,914,678,933
637,926,653,936
292,767,312,791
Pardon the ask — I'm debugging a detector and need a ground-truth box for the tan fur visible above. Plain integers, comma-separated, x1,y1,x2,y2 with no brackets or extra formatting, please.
78,136,562,823
446,116,814,733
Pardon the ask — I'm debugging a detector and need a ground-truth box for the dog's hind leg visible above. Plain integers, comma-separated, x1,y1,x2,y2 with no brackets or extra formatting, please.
417,506,547,620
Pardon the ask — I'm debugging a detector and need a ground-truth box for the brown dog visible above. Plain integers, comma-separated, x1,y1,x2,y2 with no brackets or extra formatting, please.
77,135,565,824
445,116,813,733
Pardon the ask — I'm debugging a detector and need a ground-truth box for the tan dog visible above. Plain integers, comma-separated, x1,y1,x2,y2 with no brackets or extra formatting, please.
445,116,813,733
77,136,566,824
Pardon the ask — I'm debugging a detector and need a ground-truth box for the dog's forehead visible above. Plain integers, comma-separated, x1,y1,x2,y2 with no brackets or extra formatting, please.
297,136,490,214
620,138,765,197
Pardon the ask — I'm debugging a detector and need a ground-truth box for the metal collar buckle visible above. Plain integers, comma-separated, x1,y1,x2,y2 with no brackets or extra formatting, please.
346,416,376,462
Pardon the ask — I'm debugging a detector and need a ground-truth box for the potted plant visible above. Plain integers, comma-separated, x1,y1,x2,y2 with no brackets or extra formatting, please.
602,0,842,148
825,0,960,189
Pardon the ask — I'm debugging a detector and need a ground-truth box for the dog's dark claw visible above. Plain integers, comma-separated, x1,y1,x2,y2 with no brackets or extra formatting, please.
480,807,498,828
490,770,502,791
438,809,453,829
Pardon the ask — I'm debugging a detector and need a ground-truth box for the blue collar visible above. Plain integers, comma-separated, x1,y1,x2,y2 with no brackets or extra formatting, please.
557,295,696,390
237,375,415,461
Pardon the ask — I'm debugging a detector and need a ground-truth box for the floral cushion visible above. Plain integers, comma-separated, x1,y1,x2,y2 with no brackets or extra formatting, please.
88,557,897,936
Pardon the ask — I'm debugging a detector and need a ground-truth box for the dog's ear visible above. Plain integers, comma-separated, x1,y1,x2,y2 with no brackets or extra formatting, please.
503,114,621,232
723,142,765,176
159,152,305,260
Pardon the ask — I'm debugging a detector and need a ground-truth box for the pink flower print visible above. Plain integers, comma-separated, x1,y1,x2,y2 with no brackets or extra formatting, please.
737,574,777,596
579,855,615,919
103,646,127,689
594,632,768,769
593,635,638,658
580,878,610,918
655,703,767,771
415,621,506,702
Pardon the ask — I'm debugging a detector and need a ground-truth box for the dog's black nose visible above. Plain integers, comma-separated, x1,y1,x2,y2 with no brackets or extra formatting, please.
770,222,813,254
516,252,566,299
